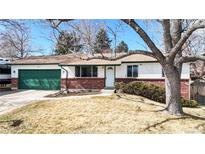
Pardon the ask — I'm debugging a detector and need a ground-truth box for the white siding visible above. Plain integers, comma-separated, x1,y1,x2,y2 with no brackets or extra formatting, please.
11,62,190,79
116,62,190,79
61,66,75,78
0,74,11,79
116,64,126,78
98,66,105,78
11,65,104,79
138,63,162,78
11,65,61,78
181,63,190,78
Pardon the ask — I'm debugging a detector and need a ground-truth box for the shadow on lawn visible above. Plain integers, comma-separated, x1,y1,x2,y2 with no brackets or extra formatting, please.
116,94,162,108
0,119,23,127
140,113,205,133
115,94,205,133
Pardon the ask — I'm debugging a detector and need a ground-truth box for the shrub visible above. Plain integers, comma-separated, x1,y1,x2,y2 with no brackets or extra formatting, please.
181,98,198,108
115,81,198,108
114,82,125,90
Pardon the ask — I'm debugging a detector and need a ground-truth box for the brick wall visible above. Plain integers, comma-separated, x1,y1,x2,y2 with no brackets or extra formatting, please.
11,78,18,90
115,78,190,99
12,76,189,99
181,80,190,99
61,78,105,89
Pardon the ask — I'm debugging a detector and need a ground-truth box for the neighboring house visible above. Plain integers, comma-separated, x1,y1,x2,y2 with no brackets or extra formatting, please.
10,51,191,99
190,79,205,104
0,57,11,85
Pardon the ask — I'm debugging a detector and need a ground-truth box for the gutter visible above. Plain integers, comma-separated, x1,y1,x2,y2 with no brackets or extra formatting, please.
60,65,69,93
10,63,59,65
59,64,121,66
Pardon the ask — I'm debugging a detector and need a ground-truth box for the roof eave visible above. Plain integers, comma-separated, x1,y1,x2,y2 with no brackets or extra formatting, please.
121,61,158,63
59,64,121,66
10,63,60,65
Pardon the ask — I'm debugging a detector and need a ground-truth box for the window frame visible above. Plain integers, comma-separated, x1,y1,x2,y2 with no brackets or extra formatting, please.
75,66,98,77
0,65,11,74
127,65,138,78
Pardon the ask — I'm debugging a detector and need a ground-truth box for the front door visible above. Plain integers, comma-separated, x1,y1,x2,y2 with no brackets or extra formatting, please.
105,66,115,87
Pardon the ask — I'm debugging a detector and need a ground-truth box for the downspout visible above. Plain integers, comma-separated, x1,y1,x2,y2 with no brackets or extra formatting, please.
60,65,69,93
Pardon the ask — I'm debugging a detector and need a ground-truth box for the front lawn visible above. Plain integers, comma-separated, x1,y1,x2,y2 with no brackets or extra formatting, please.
0,94,205,133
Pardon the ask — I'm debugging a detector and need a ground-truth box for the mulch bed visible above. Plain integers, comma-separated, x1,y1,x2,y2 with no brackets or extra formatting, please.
0,88,11,91
46,91,101,98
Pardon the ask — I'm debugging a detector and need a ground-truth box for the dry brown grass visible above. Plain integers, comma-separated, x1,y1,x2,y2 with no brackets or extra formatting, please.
0,93,205,134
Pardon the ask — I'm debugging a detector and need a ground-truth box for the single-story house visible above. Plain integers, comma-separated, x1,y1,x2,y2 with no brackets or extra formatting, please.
10,51,191,99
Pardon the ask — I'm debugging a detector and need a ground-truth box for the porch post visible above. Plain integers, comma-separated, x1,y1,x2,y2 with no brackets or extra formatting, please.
104,66,106,88
114,66,116,84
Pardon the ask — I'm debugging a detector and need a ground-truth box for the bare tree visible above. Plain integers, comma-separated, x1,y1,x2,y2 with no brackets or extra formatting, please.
121,19,205,115
47,20,125,56
0,20,42,59
106,21,125,57
46,19,104,55
0,20,22,58
66,20,102,55
182,29,205,79
0,22,31,59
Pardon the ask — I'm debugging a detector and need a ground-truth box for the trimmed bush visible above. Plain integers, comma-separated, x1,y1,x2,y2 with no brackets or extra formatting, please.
181,98,198,108
114,82,125,90
115,81,198,108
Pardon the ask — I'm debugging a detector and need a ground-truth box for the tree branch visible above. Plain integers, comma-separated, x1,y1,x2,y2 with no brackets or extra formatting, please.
161,19,173,51
179,55,205,63
47,19,73,28
171,19,182,46
169,20,205,61
121,19,165,64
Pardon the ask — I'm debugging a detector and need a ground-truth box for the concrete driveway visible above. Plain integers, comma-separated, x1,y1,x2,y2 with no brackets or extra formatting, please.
0,90,57,114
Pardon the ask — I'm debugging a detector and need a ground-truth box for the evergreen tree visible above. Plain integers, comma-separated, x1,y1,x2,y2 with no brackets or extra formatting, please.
116,41,129,53
55,31,82,55
94,28,112,53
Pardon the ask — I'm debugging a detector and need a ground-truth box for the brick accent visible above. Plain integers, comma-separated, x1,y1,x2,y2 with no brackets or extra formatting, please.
115,78,190,99
11,78,18,90
181,80,190,99
61,78,105,89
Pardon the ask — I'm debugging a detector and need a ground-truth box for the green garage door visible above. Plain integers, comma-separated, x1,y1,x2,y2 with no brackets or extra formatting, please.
19,69,61,90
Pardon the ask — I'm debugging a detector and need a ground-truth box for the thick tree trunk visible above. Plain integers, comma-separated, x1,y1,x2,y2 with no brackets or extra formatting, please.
164,65,183,115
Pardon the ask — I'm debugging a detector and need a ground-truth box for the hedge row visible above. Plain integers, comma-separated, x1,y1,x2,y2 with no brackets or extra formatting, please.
115,81,198,108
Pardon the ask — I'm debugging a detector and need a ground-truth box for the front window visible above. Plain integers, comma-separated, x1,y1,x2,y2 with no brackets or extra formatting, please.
75,66,81,77
0,65,11,74
75,66,98,77
127,65,138,77
81,66,91,77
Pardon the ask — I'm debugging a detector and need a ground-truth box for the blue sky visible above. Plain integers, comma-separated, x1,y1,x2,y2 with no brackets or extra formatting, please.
25,19,162,55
